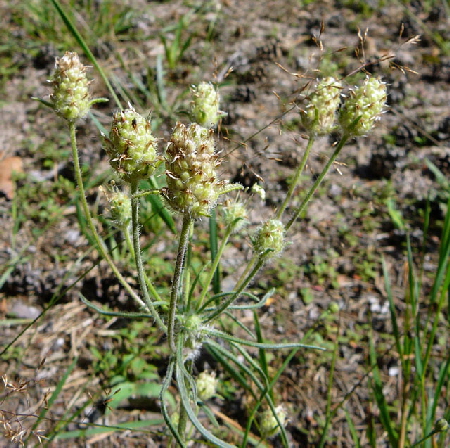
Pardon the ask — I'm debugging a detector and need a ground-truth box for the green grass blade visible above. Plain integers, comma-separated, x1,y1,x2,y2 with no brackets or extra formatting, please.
29,357,78,435
253,311,270,391
317,321,340,448
156,54,167,110
422,196,450,373
140,178,176,234
206,341,259,400
344,407,361,448
49,0,121,108
369,332,398,446
0,246,29,290
382,258,403,359
425,159,450,189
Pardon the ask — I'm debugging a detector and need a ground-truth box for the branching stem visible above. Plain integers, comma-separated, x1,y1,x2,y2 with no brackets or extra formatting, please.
69,122,149,312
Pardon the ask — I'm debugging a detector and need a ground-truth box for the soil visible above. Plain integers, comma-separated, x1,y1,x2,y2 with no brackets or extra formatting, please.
1,0,449,447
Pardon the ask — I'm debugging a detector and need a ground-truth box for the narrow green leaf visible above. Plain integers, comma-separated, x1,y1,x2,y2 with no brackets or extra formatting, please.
382,258,403,359
175,358,235,448
30,357,78,434
208,328,324,351
369,334,398,446
253,311,270,389
55,419,165,439
141,178,176,234
160,360,186,447
344,407,361,448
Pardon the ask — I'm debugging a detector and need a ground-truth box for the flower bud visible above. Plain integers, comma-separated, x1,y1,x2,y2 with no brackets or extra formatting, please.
103,106,158,183
190,82,224,128
171,412,180,427
434,418,449,433
300,77,342,136
259,405,287,438
196,371,218,401
252,184,266,201
108,190,131,228
328,302,340,313
222,200,248,231
339,77,387,137
163,123,240,218
50,52,91,121
253,219,285,258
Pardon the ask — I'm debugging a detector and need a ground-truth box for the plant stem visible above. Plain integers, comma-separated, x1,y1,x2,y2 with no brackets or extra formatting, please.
234,256,258,293
286,134,349,230
177,357,194,444
123,224,135,259
68,122,150,312
197,223,235,308
276,136,315,220
204,257,265,323
130,180,167,333
168,214,193,352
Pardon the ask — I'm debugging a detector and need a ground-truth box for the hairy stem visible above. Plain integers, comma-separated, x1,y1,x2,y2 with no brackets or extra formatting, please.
130,179,167,333
197,223,235,308
276,136,315,220
69,122,150,312
168,214,193,352
286,134,349,230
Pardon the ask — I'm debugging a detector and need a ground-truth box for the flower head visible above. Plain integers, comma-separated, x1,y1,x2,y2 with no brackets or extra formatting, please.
300,77,342,136
103,106,159,183
196,371,218,401
190,82,224,128
102,187,131,229
259,405,287,439
163,122,240,218
253,219,285,258
222,200,248,232
339,77,387,136
50,52,91,121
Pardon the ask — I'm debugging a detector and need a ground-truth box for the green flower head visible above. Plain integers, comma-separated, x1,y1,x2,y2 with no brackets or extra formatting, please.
300,77,342,136
50,52,91,121
190,82,225,128
103,106,159,183
163,122,241,218
253,219,285,259
339,77,387,137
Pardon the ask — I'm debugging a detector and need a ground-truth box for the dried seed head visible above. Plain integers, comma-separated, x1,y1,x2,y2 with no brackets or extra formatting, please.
339,76,387,137
196,371,218,401
253,219,285,258
190,82,224,128
50,52,91,121
300,77,342,136
259,405,288,439
163,122,240,218
103,106,158,183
